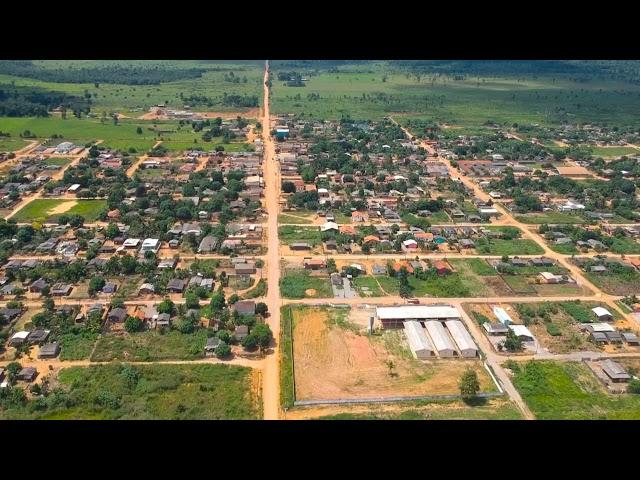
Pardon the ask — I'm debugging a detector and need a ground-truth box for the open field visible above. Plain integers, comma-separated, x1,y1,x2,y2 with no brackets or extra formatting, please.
287,397,522,420
42,156,72,167
285,306,496,402
515,212,587,224
280,269,333,299
0,60,263,116
90,330,208,362
590,145,639,157
586,269,640,296
278,225,322,245
0,363,260,420
11,199,107,223
511,361,640,420
0,137,30,152
474,237,545,255
271,63,640,127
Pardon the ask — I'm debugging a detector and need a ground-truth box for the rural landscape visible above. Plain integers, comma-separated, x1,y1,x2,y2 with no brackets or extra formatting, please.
2,59,640,420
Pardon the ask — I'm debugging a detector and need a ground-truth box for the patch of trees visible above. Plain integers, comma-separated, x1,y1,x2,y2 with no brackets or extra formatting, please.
0,85,90,117
0,61,206,85
221,93,259,108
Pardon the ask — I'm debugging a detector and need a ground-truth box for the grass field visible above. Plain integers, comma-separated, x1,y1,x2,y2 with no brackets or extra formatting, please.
0,363,260,420
58,332,99,361
90,330,207,362
0,137,30,152
278,214,313,224
609,237,640,254
42,156,72,167
352,276,385,297
11,199,107,223
512,361,640,420
516,212,587,224
0,60,263,116
586,270,640,296
280,305,296,408
278,225,322,245
474,238,545,255
280,270,333,299
271,64,640,127
590,145,639,157
313,398,522,420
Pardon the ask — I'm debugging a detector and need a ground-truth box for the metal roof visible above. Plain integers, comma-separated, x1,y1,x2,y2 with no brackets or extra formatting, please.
592,307,612,317
376,305,460,320
403,321,434,358
445,320,478,353
493,307,513,325
424,321,456,354
508,324,534,339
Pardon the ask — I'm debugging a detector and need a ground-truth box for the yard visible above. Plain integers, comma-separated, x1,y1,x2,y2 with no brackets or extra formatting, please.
515,212,587,224
11,199,107,223
278,225,322,245
474,237,545,255
0,363,261,420
511,361,640,420
284,305,497,403
280,269,333,299
90,330,208,362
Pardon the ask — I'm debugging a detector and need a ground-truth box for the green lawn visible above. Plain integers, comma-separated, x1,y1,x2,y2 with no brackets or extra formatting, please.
550,242,579,254
278,225,322,245
42,156,72,167
0,363,260,419
280,270,333,299
278,214,313,224
280,306,296,409
457,258,496,276
590,145,639,157
0,137,30,152
90,330,208,362
516,212,587,224
352,276,385,297
474,238,544,255
11,199,107,223
512,361,640,420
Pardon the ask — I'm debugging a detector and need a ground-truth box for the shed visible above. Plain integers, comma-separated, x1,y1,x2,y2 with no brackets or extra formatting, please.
233,300,255,316
28,329,50,344
424,321,457,357
592,307,613,322
17,367,37,382
403,321,435,359
483,322,509,335
508,324,535,342
205,337,221,356
493,306,513,325
38,343,60,359
8,331,30,346
622,332,640,345
234,325,249,341
605,331,623,343
601,359,630,383
445,320,478,357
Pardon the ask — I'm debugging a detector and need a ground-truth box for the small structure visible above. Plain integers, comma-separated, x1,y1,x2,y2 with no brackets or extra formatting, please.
8,331,30,346
601,359,630,383
592,307,613,322
17,367,37,382
28,329,50,344
622,332,640,346
492,307,514,325
108,307,128,323
234,325,249,341
38,343,60,359
205,337,221,356
508,324,535,342
233,300,255,316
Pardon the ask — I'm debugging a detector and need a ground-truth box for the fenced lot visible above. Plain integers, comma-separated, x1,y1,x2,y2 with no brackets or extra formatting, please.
281,305,497,406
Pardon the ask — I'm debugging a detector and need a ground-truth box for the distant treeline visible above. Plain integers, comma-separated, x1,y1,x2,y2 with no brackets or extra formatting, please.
0,85,90,117
0,61,207,85
181,93,259,108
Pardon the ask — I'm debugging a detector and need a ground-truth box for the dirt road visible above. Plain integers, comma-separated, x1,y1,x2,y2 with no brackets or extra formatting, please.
260,61,282,420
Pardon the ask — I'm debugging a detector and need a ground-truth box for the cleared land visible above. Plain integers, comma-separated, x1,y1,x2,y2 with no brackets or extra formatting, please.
285,306,496,402
11,199,107,223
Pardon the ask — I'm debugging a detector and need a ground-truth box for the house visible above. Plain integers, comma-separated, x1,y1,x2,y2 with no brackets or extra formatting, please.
0,308,23,322
108,307,128,323
28,329,50,344
167,278,186,293
29,278,49,294
402,239,418,251
538,272,564,284
233,300,255,316
198,235,218,253
102,282,118,294
234,263,257,275
432,260,452,276
622,332,640,345
483,322,509,335
38,343,60,359
140,238,160,255
303,258,326,270
16,367,37,382
234,325,249,341
51,283,73,296
205,337,221,356
459,238,475,249
156,313,171,327
138,283,155,295
508,324,535,342
8,331,30,346
592,307,613,322
601,359,630,383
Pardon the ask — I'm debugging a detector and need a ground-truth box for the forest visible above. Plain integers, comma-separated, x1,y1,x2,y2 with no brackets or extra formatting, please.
0,85,90,117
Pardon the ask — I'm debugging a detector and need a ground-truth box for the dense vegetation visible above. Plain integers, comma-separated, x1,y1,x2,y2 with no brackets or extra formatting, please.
0,85,90,117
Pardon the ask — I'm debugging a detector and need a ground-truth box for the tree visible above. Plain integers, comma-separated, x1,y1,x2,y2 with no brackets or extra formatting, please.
106,222,119,239
124,316,144,333
255,302,268,316
88,276,106,296
215,342,231,358
282,181,296,194
157,299,175,315
185,291,199,309
241,334,259,351
250,323,273,350
628,379,640,394
228,294,240,305
459,368,480,398
503,329,523,352
136,126,143,135
6,362,21,383
42,297,55,311
210,287,225,312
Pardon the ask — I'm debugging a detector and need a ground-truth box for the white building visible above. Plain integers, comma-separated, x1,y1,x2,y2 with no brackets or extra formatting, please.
445,320,478,358
403,321,435,359
424,321,457,357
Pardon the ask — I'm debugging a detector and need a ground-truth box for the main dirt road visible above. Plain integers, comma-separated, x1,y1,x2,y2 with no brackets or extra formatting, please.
261,61,282,420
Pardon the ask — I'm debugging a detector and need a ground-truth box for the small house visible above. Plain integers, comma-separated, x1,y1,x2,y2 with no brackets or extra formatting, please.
38,343,60,359
234,325,249,341
205,337,221,356
17,367,37,382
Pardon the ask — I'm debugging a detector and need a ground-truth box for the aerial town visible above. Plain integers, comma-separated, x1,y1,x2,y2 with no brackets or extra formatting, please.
1,60,640,420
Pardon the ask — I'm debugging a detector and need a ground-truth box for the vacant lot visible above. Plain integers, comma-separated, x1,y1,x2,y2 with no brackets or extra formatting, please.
278,225,322,245
0,363,260,420
474,237,544,255
515,212,587,224
512,361,640,420
287,306,496,402
280,269,333,299
90,330,207,362
586,269,640,296
11,199,107,223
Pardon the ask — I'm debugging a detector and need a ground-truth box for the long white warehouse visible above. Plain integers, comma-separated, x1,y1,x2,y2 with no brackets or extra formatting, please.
424,321,457,357
376,305,461,328
403,321,435,359
445,320,478,358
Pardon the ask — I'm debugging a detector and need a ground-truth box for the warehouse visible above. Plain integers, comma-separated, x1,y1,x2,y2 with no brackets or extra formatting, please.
424,321,457,357
403,321,435,359
376,305,460,329
445,320,478,358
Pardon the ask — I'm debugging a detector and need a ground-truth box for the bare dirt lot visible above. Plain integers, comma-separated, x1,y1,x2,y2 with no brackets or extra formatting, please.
291,307,495,401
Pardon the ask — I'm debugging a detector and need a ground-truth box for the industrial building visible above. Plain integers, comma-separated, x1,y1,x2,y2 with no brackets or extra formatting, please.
403,321,435,359
445,320,478,357
376,305,460,329
424,321,457,357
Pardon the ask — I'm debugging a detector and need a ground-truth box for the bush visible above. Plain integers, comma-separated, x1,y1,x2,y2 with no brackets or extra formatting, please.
545,322,561,336
241,334,259,351
215,342,231,358
124,316,144,333
471,311,490,325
